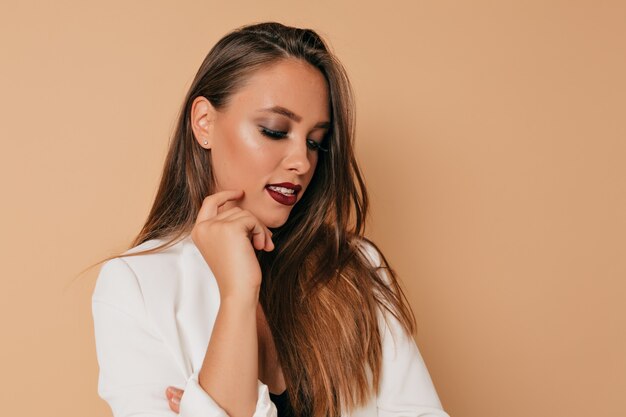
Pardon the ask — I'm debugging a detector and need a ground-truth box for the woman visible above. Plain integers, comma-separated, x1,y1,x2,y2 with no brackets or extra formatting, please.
91,22,449,417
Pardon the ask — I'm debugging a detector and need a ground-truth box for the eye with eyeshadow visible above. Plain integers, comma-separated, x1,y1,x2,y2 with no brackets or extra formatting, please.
259,127,329,152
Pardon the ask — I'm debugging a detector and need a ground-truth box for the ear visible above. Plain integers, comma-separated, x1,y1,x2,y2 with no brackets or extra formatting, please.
190,96,218,149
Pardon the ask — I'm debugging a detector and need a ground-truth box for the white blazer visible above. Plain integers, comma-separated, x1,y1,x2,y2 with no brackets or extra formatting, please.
92,233,450,417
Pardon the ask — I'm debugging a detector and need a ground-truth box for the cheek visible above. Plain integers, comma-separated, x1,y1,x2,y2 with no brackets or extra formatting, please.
212,124,274,189
297,155,318,197
307,154,320,180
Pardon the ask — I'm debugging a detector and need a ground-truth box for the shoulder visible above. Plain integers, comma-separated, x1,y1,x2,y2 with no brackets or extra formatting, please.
352,236,397,292
353,236,384,269
92,235,191,313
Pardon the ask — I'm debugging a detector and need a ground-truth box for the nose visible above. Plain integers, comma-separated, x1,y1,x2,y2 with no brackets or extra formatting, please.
283,137,312,175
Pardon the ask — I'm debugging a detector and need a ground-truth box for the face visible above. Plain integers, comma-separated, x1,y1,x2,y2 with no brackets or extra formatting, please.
191,58,331,228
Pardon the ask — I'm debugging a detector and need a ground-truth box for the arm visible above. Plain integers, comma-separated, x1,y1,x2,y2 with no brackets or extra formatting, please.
375,307,450,417
186,190,276,417
358,240,450,417
197,294,259,417
92,257,276,417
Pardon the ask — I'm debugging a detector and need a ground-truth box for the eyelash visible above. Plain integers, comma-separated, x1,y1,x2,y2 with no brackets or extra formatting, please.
259,127,329,152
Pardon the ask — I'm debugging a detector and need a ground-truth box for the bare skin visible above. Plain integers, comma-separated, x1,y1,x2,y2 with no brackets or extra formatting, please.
165,303,286,414
163,58,330,416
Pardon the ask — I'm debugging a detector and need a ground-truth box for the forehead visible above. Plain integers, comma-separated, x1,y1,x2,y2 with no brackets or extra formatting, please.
227,58,330,121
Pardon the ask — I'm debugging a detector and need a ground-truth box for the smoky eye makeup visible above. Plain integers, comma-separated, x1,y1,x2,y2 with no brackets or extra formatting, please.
257,125,329,152
306,138,329,152
258,125,288,138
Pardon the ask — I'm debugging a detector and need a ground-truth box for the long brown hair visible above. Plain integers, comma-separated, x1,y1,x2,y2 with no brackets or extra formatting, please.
80,22,417,417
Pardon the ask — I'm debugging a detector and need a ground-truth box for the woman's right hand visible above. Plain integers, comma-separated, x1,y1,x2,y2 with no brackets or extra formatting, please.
191,190,274,301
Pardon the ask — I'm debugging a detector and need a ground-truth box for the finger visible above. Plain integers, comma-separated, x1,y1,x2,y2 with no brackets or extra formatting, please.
235,215,269,250
223,211,274,251
166,386,183,396
213,206,243,221
226,214,269,251
168,395,180,414
265,229,275,252
250,222,267,251
195,190,244,224
168,387,184,412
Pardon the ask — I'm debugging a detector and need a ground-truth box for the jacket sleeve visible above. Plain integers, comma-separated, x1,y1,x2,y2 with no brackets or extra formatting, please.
359,241,451,417
92,257,277,417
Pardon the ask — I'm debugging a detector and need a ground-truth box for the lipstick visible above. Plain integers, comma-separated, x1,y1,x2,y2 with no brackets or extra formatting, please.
265,182,301,206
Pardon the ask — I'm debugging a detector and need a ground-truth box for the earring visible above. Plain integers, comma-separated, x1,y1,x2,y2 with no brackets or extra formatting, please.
203,140,208,145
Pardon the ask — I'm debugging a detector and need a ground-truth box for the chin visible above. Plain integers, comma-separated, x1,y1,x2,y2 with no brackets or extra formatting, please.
263,214,289,229
255,206,292,228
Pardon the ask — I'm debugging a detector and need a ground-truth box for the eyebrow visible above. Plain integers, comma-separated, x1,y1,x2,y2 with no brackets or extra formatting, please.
257,105,331,129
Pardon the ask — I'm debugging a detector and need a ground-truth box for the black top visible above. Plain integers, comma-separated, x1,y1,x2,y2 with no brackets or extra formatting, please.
269,389,296,417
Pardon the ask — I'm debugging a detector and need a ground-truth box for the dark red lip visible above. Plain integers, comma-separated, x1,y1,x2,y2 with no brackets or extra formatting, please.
266,182,302,193
265,182,301,206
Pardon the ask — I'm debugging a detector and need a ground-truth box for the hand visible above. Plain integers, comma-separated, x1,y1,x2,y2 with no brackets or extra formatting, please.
191,190,274,301
165,386,183,414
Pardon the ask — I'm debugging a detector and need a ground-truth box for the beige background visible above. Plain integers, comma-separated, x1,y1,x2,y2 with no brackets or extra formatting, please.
1,1,624,416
